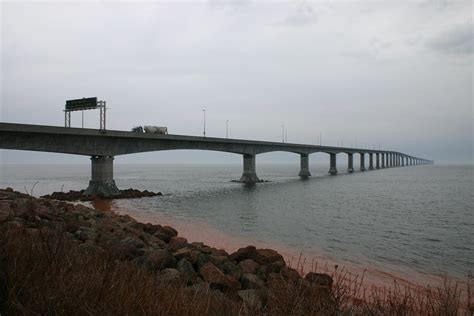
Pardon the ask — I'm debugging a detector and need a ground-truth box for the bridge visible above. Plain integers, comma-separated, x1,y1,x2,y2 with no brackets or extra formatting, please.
0,123,433,196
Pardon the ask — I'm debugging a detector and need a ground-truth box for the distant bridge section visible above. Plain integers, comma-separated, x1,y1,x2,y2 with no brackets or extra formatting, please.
0,123,433,196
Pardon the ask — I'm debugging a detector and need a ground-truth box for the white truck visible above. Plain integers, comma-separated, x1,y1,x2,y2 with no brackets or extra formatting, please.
131,125,168,135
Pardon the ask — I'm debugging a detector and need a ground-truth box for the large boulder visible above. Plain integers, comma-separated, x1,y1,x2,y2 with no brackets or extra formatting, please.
253,249,284,265
229,246,258,262
222,261,243,280
239,259,259,274
241,273,265,289
229,246,284,266
147,249,177,271
177,258,195,283
169,236,188,251
199,262,235,290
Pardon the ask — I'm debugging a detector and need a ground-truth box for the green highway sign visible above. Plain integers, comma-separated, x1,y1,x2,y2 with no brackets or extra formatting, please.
65,97,98,111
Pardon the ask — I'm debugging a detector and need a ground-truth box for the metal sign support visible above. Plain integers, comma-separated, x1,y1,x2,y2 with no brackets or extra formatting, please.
64,98,107,130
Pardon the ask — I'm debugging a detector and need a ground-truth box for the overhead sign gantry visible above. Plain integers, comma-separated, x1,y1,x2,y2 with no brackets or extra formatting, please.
64,97,107,130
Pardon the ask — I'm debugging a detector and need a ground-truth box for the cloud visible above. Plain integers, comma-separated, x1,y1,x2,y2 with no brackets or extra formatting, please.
427,23,473,55
281,1,318,27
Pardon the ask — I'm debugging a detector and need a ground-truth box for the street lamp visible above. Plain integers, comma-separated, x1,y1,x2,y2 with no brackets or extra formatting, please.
226,120,229,138
203,109,206,137
281,124,285,143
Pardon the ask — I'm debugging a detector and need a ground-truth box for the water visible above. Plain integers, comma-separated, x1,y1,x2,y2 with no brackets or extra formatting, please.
1,163,473,281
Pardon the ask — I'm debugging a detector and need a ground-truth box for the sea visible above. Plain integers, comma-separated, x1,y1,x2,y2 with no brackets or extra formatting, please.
1,163,472,287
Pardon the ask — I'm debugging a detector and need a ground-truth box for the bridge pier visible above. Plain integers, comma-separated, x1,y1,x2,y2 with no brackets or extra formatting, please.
360,153,366,171
376,153,380,169
328,153,338,175
369,153,374,170
347,153,354,173
298,154,311,178
84,156,121,197
381,153,385,168
239,154,260,183
401,156,405,166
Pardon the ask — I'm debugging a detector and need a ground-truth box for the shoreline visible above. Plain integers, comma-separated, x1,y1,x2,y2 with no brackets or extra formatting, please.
108,200,467,292
1,188,471,314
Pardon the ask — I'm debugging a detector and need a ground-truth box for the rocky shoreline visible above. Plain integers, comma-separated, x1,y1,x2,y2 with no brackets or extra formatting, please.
40,188,162,201
0,188,332,309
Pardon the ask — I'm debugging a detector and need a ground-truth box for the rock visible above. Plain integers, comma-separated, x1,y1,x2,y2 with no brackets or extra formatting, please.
209,255,228,268
177,258,195,283
210,248,228,257
187,250,203,265
281,267,301,282
161,226,178,238
40,188,162,201
121,236,145,249
304,272,333,287
254,248,284,265
239,259,259,274
199,262,231,290
200,246,214,254
229,246,258,262
263,259,286,274
158,268,181,283
153,230,171,243
196,253,211,270
238,289,262,309
147,249,177,271
142,223,161,235
172,247,192,260
222,261,243,280
241,273,265,289
169,236,188,251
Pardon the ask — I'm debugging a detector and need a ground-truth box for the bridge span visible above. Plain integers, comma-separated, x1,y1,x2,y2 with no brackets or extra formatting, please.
0,123,433,196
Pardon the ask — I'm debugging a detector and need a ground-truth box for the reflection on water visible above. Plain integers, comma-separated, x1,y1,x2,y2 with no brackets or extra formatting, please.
91,199,113,212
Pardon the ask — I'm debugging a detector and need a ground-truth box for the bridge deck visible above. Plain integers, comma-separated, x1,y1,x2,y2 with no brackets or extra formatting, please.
0,122,413,158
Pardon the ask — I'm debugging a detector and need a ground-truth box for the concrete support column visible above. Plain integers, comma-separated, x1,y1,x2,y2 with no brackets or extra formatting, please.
381,153,385,168
390,153,393,167
347,153,354,173
298,153,311,178
369,153,374,170
401,156,405,166
240,154,260,183
360,153,366,171
328,153,338,175
376,153,380,169
85,156,120,197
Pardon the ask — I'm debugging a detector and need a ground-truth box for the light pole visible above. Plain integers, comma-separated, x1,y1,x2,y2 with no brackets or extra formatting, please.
281,124,285,143
203,109,206,137
226,120,229,138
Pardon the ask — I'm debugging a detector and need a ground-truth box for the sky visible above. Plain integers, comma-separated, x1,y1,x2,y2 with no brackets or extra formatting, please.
0,0,472,164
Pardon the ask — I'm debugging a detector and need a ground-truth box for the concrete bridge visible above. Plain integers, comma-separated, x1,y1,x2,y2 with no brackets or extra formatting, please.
0,123,433,196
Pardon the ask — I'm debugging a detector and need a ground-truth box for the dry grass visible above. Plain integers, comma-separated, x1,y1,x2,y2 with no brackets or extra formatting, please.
0,224,471,315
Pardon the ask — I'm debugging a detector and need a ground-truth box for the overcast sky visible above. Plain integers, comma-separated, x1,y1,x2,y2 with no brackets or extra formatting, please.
1,0,472,164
